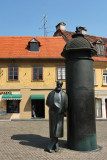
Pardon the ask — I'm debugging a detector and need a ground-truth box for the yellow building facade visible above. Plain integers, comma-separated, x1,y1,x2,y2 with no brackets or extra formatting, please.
94,61,107,119
0,58,66,120
0,58,107,120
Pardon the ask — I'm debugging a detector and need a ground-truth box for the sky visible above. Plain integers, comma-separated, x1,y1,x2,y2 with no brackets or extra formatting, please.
0,0,107,38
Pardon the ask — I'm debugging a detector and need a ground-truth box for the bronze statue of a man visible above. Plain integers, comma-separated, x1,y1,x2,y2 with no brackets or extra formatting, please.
46,81,68,153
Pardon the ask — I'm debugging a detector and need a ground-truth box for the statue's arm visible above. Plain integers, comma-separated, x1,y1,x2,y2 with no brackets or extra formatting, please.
46,94,50,107
46,91,54,108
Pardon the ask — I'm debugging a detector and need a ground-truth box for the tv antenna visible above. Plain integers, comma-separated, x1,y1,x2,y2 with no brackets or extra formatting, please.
39,14,47,36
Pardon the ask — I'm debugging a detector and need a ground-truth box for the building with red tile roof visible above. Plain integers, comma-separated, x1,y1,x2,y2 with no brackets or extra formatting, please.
0,36,65,59
0,36,67,120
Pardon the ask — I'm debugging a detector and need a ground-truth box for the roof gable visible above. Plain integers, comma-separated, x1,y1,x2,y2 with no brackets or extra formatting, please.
29,38,39,43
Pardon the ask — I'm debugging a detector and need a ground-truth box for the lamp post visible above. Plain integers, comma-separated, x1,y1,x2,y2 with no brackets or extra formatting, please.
61,27,97,151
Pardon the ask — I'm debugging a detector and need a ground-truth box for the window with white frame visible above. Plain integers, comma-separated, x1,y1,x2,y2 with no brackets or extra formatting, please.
103,71,107,85
57,67,66,80
95,98,102,118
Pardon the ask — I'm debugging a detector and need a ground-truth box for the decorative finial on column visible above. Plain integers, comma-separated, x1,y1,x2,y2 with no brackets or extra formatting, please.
75,27,81,34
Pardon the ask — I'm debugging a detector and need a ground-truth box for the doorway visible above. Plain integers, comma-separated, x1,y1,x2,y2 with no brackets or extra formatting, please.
105,99,107,118
31,99,45,118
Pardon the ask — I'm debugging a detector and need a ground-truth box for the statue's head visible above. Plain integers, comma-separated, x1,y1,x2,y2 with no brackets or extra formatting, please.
56,81,63,91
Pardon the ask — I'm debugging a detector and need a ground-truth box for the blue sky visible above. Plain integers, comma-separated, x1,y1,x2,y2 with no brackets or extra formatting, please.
0,0,107,37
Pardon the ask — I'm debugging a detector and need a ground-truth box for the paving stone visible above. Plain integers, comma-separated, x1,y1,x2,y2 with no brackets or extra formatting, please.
0,120,107,160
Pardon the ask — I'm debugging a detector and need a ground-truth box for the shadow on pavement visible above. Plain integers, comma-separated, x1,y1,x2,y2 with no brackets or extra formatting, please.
11,134,67,149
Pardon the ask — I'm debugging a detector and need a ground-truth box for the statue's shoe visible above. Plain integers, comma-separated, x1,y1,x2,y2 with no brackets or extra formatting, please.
44,148,52,153
54,148,59,152
54,142,59,152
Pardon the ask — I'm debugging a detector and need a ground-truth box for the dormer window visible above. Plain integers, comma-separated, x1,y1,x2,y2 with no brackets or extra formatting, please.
94,40,104,56
96,44,104,56
29,38,40,52
30,43,39,51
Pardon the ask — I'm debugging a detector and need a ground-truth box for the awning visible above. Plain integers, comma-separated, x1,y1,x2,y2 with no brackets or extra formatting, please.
2,94,22,100
31,94,45,100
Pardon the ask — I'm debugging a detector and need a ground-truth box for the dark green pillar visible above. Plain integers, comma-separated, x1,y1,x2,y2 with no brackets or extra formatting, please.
61,27,97,151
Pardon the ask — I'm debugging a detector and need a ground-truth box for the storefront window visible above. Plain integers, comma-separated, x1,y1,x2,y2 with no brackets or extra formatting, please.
95,98,102,118
7,100,19,113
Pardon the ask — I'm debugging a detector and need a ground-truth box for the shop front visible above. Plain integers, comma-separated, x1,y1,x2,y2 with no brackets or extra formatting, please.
31,94,45,119
1,94,22,119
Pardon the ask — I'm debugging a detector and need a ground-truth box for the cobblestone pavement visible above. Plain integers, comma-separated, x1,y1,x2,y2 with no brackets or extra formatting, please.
0,120,107,160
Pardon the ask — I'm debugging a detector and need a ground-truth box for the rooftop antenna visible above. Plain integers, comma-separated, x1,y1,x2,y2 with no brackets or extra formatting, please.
39,14,47,36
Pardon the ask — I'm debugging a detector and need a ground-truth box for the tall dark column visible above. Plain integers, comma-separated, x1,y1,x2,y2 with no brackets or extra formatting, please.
61,27,97,151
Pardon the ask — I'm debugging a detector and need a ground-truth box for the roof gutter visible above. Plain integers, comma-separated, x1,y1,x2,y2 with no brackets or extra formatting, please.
0,57,64,60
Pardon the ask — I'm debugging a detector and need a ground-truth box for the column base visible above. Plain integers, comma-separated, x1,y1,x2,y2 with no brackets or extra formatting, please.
67,134,97,151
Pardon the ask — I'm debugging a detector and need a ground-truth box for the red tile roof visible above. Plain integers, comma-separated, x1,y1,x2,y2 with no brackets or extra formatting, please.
54,29,107,44
0,34,107,62
54,29,107,61
0,36,66,59
93,56,107,61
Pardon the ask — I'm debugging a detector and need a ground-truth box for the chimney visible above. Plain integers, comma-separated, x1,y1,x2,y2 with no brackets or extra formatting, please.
56,22,66,31
78,26,87,35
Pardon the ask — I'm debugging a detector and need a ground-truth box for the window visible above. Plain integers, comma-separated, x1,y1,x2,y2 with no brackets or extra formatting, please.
29,38,40,52
57,67,66,80
103,71,107,85
95,98,102,118
33,67,43,80
30,43,39,51
93,70,95,85
7,100,19,113
8,67,18,80
105,99,107,118
93,40,104,56
96,44,104,56
93,70,97,85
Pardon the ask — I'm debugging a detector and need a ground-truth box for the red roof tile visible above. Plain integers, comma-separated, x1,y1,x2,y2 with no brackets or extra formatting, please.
0,36,66,59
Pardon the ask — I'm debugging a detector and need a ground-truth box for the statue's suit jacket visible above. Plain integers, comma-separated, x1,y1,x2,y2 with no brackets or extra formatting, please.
46,89,68,138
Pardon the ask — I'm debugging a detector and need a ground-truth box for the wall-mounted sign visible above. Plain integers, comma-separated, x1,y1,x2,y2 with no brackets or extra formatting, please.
0,91,12,95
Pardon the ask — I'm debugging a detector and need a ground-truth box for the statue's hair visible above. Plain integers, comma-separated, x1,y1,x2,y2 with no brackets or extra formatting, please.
57,81,63,86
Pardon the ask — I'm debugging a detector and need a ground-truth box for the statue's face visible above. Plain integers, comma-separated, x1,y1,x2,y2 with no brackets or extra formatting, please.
56,81,63,90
